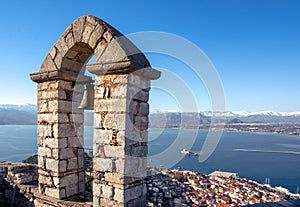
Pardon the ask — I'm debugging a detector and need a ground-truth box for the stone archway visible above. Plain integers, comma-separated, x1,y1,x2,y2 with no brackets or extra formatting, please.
30,15,160,207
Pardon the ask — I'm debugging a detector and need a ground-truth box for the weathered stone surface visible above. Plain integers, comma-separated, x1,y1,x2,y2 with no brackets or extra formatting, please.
94,157,113,172
53,173,77,188
43,137,68,149
94,129,112,145
94,99,127,113
52,148,76,160
67,157,78,171
72,16,86,43
104,145,124,158
53,124,76,138
68,136,83,148
89,23,105,49
31,15,158,204
40,54,57,73
45,187,66,199
124,184,143,203
128,73,151,89
134,116,148,130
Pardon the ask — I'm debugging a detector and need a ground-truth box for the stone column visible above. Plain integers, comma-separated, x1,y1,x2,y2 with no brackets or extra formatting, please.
90,67,160,207
30,70,87,199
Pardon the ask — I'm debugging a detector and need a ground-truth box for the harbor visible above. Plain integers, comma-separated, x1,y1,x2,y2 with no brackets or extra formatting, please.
146,168,300,206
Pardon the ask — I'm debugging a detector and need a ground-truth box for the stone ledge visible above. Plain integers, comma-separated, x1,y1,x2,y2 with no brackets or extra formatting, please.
30,69,90,83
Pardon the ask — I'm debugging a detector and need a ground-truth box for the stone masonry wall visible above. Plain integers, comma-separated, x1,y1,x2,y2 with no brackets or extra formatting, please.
37,80,85,199
92,73,150,207
30,15,160,206
0,162,37,207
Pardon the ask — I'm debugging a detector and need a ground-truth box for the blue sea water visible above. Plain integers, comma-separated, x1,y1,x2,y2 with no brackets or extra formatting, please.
0,125,299,193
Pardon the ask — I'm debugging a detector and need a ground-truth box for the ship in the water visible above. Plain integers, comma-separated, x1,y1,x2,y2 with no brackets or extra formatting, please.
181,149,197,156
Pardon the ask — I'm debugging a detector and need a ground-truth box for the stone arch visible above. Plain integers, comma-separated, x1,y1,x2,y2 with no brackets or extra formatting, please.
36,15,150,76
30,15,160,206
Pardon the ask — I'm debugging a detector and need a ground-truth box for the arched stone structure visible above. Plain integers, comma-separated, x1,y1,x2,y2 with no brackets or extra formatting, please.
30,15,160,206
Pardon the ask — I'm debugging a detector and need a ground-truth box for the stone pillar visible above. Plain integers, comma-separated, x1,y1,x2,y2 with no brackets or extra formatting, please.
30,71,87,199
90,67,160,207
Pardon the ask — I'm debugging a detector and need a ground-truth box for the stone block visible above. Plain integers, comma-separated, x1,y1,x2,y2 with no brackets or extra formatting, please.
124,184,143,203
138,102,149,116
70,113,84,124
126,145,148,157
67,157,78,171
82,19,95,43
124,157,147,178
61,58,84,72
103,113,131,131
94,112,104,129
52,148,76,160
134,116,148,130
64,30,74,49
110,84,128,99
93,182,114,199
44,137,68,149
66,184,79,197
53,173,78,188
99,198,121,207
38,81,58,91
95,87,106,99
93,157,113,172
38,100,49,113
40,54,57,73
131,89,149,103
38,147,52,158
78,155,84,169
38,125,53,138
94,129,112,145
114,187,124,202
115,159,124,174
126,195,146,207
105,172,125,185
54,113,69,123
45,187,66,199
125,129,148,145
104,145,124,158
93,143,105,158
38,113,55,124
55,36,69,57
94,99,127,113
72,16,85,43
57,101,73,113
128,73,150,90
68,136,84,148
38,156,45,169
53,124,76,138
89,23,105,49
45,158,67,173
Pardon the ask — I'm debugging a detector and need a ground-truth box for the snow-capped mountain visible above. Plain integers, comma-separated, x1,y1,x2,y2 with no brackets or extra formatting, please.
1,104,300,125
201,110,300,117
150,110,300,126
0,104,37,125
0,103,37,114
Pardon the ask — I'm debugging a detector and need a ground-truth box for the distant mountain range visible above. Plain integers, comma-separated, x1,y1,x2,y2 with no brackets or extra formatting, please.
0,104,37,125
1,104,300,125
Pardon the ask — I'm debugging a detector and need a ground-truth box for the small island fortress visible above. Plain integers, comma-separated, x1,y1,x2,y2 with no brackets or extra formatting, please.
32,15,159,206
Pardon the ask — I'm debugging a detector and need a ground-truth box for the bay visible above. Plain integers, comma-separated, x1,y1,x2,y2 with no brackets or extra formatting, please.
0,125,299,193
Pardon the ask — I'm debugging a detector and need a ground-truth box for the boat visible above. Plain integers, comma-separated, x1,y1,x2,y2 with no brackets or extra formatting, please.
181,149,190,155
181,149,198,156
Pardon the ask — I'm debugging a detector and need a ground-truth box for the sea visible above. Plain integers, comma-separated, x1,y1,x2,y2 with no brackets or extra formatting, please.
0,125,300,193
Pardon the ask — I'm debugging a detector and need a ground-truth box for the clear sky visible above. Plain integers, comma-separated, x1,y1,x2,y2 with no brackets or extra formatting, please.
0,0,299,112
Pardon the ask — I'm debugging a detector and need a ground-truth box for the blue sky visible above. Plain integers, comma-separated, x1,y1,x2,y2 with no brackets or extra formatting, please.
0,0,299,112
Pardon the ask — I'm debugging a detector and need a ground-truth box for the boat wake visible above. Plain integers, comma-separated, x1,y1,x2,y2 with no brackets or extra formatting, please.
234,148,300,155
